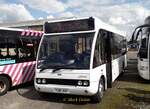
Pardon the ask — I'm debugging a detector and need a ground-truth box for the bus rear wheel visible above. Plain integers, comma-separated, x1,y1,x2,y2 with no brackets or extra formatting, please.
0,76,10,96
92,78,105,103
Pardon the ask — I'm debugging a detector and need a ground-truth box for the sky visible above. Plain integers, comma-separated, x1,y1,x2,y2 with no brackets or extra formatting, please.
0,0,150,39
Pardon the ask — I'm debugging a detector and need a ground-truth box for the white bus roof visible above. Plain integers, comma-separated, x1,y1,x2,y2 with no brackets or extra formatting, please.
0,27,25,32
0,27,43,37
0,27,43,32
45,16,126,37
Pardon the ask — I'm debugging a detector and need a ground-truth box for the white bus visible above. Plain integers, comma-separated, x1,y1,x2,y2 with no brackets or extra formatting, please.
35,17,127,102
131,24,150,80
0,27,43,95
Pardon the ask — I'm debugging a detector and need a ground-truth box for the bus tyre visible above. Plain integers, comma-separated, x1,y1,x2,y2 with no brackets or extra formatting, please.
38,92,48,98
92,78,104,103
121,62,125,75
0,76,10,96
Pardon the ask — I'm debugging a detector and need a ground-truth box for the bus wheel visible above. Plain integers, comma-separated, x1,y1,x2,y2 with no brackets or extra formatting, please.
121,62,125,75
0,76,10,96
38,92,48,98
92,78,104,103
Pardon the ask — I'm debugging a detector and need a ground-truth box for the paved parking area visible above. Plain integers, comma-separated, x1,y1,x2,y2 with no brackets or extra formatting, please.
0,51,150,109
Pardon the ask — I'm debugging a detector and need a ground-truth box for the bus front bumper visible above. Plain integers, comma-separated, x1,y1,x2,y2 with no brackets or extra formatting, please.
138,70,150,80
34,82,98,96
138,61,150,80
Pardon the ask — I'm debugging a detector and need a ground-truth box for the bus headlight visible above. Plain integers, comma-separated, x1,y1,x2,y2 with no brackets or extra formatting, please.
83,81,89,86
42,79,46,84
36,78,46,84
77,81,83,86
77,80,89,86
37,79,41,83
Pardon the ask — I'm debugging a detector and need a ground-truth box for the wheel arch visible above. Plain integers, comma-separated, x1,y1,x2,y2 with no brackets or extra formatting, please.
100,75,106,91
0,74,12,89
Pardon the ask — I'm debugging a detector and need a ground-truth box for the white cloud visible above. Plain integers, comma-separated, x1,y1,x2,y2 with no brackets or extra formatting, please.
0,3,34,23
38,17,44,20
18,0,149,40
21,0,67,14
67,0,128,8
106,4,150,38
109,17,126,25
47,15,54,19
64,1,150,40
67,0,114,8
0,0,149,40
58,12,74,18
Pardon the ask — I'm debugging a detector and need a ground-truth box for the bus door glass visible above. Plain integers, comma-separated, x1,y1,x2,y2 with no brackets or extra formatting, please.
110,32,124,81
17,37,36,62
140,37,148,58
93,29,113,87
140,26,150,79
147,27,150,78
138,28,149,59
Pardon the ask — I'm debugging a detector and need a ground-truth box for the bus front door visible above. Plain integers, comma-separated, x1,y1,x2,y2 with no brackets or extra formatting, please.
148,35,150,79
105,32,112,88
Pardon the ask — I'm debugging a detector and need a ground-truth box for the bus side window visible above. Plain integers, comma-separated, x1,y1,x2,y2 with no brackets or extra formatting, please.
110,33,122,59
0,37,8,59
120,39,127,55
17,38,36,62
7,38,17,59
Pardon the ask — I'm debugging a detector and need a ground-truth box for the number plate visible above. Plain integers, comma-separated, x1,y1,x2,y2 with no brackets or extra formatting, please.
54,88,68,93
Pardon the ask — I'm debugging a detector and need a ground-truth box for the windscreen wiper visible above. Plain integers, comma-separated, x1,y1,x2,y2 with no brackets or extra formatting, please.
40,62,73,72
40,65,52,72
52,68,62,73
40,65,63,72
52,64,72,73
40,67,48,72
40,67,61,72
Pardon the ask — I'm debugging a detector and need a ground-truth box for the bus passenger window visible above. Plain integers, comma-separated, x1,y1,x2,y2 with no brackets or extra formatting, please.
0,38,7,58
0,50,3,58
110,33,122,59
9,48,16,57
0,48,7,57
7,38,17,59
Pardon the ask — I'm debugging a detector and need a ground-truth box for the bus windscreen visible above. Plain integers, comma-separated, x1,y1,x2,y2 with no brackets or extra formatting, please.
44,18,95,33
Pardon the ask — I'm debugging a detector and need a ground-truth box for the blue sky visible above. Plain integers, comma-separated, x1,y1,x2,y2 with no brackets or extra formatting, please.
0,0,150,39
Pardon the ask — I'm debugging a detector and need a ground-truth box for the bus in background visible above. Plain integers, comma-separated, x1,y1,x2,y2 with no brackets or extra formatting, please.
130,16,150,80
35,17,127,102
0,27,43,95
